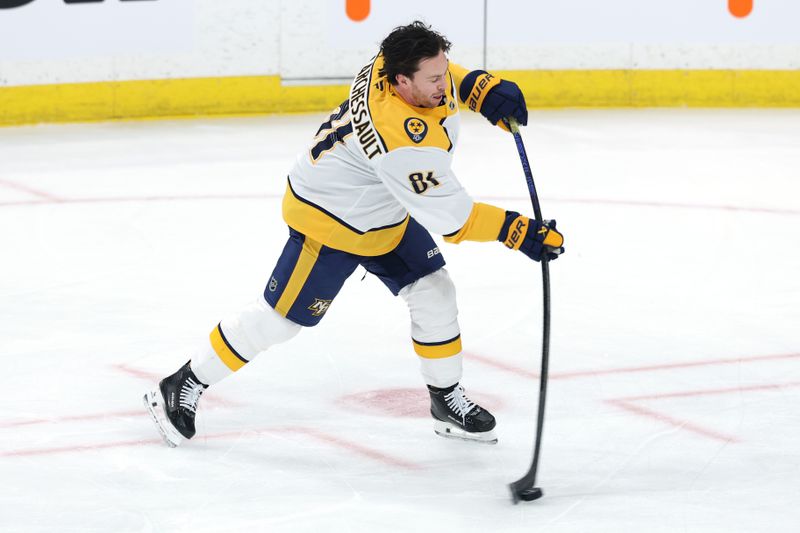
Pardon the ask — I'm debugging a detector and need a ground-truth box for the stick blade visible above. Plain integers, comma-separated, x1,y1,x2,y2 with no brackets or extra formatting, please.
509,482,544,504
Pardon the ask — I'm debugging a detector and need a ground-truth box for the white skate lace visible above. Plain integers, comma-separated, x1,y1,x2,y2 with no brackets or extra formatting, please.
444,385,476,423
179,377,205,413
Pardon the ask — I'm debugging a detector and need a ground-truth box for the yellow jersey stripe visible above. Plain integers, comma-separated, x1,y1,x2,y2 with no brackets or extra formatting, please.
274,237,323,317
209,324,248,372
413,335,463,359
282,181,409,256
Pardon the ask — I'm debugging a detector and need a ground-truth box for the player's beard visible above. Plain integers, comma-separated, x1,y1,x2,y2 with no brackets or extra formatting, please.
410,85,442,108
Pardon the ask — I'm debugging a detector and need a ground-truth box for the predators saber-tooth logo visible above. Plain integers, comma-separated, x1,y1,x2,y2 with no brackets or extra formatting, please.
308,298,332,317
404,117,428,143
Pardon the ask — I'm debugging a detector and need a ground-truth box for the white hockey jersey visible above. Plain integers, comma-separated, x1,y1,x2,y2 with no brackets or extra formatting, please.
283,54,477,256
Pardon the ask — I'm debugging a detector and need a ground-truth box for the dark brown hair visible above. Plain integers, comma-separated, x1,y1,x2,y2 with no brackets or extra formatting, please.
379,21,452,85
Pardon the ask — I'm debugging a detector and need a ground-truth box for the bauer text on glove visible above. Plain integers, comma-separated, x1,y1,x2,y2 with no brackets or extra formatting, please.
498,212,564,262
459,70,528,130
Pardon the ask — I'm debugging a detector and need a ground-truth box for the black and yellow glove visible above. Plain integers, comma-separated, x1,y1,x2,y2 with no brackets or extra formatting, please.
460,70,528,131
498,211,564,261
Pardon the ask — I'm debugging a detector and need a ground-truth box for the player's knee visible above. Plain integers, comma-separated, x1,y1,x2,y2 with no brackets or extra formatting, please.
220,297,301,359
401,268,457,316
400,268,459,337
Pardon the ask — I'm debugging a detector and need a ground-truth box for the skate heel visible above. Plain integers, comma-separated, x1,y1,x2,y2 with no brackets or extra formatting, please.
143,389,184,448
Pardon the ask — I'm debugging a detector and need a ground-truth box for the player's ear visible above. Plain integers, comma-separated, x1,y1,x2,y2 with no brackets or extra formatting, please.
395,73,411,88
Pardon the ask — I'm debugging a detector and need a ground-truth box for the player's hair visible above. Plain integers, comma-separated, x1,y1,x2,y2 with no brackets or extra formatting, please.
379,21,452,85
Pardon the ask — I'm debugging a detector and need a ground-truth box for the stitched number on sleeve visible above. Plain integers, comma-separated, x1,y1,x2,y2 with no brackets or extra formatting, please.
310,103,354,163
408,171,440,194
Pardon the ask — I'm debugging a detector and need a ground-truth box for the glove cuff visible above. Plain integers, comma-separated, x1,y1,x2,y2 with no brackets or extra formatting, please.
498,211,530,250
459,70,502,115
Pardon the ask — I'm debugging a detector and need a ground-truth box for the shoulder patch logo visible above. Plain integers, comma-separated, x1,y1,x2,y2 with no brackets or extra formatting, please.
404,117,428,143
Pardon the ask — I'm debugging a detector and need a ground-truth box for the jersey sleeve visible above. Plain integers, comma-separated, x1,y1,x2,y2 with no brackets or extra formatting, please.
448,61,502,115
376,146,473,236
448,62,471,100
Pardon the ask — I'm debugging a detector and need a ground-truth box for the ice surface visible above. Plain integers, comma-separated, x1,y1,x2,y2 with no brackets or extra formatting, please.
1,110,799,532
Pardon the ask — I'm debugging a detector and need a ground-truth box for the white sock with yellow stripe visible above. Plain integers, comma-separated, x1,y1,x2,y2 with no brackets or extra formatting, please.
190,296,301,386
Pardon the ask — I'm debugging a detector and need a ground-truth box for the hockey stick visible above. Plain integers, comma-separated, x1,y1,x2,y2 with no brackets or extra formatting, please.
505,117,550,504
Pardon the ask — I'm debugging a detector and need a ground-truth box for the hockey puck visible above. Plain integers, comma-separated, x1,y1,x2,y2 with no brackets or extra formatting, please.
509,484,544,503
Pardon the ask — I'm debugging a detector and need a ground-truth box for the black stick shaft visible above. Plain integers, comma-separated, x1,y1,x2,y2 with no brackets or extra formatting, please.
506,118,551,501
510,128,544,223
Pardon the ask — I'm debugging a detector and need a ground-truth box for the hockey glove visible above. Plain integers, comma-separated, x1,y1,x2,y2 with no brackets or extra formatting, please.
460,70,528,131
498,211,564,262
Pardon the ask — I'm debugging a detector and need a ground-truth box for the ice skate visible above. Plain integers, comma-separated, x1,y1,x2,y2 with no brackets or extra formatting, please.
143,361,208,448
428,383,497,444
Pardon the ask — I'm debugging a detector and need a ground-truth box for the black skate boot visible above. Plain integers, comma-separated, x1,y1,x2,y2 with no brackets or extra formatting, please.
428,383,497,444
143,361,208,448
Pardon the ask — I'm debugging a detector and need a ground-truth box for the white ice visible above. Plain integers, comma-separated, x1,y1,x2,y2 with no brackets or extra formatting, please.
1,109,799,532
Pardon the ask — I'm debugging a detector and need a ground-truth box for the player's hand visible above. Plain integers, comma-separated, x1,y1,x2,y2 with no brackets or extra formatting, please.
498,212,564,262
483,80,528,131
461,71,528,131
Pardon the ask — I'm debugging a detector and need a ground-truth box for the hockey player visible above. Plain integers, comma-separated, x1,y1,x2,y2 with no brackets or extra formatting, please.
145,21,564,447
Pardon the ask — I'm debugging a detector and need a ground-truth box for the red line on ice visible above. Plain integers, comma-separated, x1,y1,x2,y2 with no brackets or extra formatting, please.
551,352,800,380
112,363,241,407
0,427,422,469
0,364,240,428
0,401,238,429
112,363,162,381
0,178,64,201
467,352,800,381
480,195,800,216
606,381,800,443
0,193,280,207
468,350,800,443
615,381,800,402
606,399,742,443
0,409,147,429
465,352,538,379
281,427,421,470
0,192,797,216
0,437,167,457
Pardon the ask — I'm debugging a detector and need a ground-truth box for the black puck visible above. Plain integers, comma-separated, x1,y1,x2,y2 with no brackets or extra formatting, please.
510,484,544,503
518,487,543,501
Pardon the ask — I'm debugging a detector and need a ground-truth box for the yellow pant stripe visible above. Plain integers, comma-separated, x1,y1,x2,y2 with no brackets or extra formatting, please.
413,335,462,359
209,324,248,372
274,237,323,318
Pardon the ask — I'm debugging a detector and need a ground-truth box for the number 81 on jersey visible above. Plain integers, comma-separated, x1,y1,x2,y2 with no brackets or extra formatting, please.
408,171,440,194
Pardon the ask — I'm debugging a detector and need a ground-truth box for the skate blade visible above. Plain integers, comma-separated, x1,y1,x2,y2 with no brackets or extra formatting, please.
433,420,498,445
143,390,184,448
